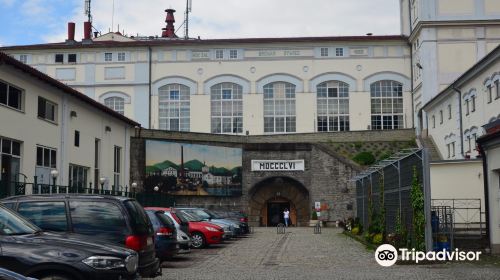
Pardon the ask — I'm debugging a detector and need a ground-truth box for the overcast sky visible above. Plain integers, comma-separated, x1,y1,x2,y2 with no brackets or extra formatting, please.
0,0,401,46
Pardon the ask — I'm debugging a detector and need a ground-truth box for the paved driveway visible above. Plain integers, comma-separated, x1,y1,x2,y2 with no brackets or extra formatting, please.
155,227,500,280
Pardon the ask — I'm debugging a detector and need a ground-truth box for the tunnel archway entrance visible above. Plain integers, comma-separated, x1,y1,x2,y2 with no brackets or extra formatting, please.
249,176,309,227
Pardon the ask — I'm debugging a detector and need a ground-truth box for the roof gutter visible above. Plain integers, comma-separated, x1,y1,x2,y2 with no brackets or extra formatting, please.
452,86,464,158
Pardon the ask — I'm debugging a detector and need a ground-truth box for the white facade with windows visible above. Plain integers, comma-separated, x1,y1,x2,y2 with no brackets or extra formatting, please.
1,35,413,134
0,53,137,194
423,46,500,160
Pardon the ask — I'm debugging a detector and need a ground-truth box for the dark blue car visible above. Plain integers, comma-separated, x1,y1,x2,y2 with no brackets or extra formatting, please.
146,210,178,260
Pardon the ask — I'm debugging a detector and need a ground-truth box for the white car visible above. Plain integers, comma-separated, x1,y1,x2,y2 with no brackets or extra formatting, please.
164,211,192,253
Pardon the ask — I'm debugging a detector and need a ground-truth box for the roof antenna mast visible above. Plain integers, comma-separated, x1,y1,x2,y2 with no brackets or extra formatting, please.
184,0,192,39
84,0,92,23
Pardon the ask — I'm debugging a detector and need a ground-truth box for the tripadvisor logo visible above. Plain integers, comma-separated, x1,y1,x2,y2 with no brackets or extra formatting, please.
375,244,482,267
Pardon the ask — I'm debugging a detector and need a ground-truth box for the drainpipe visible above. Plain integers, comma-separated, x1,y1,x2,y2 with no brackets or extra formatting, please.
452,86,464,158
477,141,490,252
148,46,152,129
409,41,415,129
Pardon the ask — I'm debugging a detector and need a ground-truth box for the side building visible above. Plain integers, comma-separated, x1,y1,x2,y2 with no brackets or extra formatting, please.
0,52,139,196
420,45,500,246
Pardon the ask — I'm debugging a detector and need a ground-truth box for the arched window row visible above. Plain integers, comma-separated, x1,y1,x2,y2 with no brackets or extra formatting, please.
154,78,407,133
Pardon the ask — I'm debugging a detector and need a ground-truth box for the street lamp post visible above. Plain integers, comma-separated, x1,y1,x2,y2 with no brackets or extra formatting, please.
50,169,59,194
131,182,137,196
99,177,107,194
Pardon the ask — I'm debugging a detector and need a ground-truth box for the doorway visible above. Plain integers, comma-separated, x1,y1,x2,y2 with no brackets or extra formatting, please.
267,201,290,226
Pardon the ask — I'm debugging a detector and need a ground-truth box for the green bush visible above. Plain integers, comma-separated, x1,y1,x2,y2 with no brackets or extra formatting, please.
311,211,318,220
378,152,392,161
351,227,360,235
372,233,383,245
352,152,376,166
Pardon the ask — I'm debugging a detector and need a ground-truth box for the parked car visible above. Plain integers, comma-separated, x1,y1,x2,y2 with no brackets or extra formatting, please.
176,208,235,239
212,210,250,234
1,195,161,278
145,209,178,260
150,207,224,249
146,208,191,253
0,204,139,280
178,208,243,236
0,268,37,280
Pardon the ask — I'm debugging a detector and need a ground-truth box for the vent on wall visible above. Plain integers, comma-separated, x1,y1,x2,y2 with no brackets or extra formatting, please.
350,48,368,56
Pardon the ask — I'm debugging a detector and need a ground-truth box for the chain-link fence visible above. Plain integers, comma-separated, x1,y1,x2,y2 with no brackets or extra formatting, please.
354,148,431,248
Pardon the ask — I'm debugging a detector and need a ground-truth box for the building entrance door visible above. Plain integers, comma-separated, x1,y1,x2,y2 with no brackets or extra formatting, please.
267,201,290,226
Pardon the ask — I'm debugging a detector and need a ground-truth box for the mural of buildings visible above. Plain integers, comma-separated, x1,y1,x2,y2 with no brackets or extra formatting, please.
145,140,242,196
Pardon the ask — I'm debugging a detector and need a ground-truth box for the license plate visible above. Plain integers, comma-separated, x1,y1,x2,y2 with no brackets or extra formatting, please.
147,237,153,246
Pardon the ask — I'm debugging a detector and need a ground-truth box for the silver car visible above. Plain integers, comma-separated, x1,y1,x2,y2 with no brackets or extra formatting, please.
164,211,191,253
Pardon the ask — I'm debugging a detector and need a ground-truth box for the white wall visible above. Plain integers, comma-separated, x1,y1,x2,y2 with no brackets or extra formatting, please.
0,63,133,191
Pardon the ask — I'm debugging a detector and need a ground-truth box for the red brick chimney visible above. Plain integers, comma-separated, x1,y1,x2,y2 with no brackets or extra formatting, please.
161,8,177,38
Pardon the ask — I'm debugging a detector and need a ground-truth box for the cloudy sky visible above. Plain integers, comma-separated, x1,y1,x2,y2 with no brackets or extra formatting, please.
0,0,401,46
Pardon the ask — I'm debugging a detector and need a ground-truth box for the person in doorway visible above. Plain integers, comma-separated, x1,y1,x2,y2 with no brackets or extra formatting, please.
283,208,290,227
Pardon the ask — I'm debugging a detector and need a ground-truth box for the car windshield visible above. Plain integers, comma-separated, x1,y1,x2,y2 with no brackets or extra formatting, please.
177,210,203,222
186,209,211,220
204,210,222,219
0,205,40,235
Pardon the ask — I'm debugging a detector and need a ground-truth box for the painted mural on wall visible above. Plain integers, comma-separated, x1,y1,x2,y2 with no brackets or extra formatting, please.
145,140,242,196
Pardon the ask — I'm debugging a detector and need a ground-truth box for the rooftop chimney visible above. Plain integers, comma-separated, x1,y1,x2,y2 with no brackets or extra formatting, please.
161,8,177,38
67,22,75,42
83,21,92,40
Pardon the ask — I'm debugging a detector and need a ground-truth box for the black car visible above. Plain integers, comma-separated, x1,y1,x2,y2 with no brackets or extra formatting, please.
0,204,139,280
145,209,178,260
1,195,160,278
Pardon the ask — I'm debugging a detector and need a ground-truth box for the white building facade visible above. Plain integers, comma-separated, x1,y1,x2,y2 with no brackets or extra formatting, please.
0,52,138,195
1,34,414,135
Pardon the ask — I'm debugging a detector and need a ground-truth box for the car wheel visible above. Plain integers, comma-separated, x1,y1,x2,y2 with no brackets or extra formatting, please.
191,232,206,249
40,275,72,280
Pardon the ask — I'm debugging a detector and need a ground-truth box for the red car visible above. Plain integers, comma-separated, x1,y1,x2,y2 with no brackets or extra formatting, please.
146,207,224,249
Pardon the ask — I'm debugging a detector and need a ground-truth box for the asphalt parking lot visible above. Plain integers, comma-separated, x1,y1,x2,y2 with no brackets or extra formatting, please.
153,227,500,280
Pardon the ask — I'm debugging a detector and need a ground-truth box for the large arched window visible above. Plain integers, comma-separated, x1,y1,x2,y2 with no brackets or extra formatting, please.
370,80,403,130
210,82,243,134
104,96,125,115
158,84,190,131
316,81,349,132
264,82,296,133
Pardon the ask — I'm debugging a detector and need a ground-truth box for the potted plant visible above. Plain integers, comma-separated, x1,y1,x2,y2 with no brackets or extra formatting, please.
309,211,318,227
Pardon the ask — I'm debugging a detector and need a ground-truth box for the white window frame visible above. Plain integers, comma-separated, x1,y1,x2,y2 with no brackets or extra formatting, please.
320,47,329,57
335,47,344,57
37,96,58,123
158,84,190,132
317,81,350,132
215,49,224,60
370,80,404,130
0,80,24,111
264,82,297,133
210,82,243,134
19,54,28,64
104,53,113,62
117,52,126,62
229,49,238,60
104,96,125,115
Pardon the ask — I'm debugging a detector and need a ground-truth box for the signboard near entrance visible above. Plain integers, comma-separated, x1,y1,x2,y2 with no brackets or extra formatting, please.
251,160,304,171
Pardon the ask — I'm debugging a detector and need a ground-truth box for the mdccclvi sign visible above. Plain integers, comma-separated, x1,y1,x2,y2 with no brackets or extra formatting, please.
251,160,305,172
